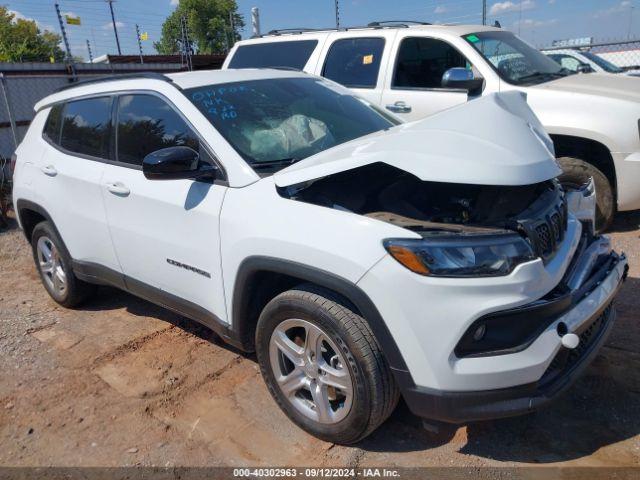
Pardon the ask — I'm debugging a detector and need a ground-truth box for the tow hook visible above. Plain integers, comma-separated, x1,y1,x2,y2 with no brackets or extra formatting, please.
557,322,580,349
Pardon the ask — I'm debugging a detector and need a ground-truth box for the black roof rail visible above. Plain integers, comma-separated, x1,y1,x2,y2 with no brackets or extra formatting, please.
367,20,431,27
55,72,177,93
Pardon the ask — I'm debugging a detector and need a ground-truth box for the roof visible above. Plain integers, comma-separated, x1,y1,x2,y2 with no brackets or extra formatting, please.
33,68,309,111
166,68,310,89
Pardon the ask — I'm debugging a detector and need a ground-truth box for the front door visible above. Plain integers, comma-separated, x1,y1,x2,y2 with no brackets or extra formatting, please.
101,93,228,323
380,35,477,121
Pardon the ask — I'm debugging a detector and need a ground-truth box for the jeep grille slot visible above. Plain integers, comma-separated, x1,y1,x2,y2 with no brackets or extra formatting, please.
519,188,568,264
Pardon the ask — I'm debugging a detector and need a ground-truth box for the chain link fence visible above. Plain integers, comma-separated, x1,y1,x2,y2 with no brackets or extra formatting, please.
540,39,640,72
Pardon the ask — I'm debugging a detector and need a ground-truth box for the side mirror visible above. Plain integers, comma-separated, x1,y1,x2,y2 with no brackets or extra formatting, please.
441,68,484,96
576,63,594,74
143,146,215,181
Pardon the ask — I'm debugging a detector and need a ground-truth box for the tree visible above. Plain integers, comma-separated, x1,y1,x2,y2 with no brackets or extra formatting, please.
0,7,65,62
155,0,244,55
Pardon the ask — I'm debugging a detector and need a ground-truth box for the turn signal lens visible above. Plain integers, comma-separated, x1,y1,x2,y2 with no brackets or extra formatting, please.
386,245,430,275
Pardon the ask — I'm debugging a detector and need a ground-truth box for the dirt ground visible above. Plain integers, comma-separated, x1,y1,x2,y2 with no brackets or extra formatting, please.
0,210,639,470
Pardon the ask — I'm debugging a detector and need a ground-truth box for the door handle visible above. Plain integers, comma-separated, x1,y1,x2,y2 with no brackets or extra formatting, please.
385,101,412,113
106,182,130,196
41,165,58,177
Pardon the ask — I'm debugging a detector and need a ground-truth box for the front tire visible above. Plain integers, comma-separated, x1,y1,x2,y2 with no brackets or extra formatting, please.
557,156,615,232
255,286,399,444
31,221,95,308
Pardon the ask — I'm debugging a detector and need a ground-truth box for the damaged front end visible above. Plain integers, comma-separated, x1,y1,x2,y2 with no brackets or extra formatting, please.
279,161,572,278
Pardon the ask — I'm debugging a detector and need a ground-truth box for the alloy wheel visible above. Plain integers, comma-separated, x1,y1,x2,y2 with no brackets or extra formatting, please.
37,236,67,296
269,318,354,424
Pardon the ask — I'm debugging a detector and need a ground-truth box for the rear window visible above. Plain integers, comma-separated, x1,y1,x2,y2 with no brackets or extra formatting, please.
228,40,318,69
322,37,385,89
43,104,63,144
60,97,112,159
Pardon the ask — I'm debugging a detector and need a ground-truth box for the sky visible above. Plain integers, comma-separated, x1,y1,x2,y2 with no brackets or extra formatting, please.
2,0,639,61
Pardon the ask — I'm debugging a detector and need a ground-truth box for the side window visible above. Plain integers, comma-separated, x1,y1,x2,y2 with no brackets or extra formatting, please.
550,54,580,72
393,37,470,89
60,97,112,158
43,104,63,144
322,37,385,89
228,40,318,69
116,94,199,166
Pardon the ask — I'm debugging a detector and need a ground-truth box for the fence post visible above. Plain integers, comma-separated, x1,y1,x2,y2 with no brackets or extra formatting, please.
0,73,19,149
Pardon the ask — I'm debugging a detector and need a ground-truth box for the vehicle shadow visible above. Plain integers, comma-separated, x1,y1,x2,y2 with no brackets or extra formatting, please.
0,211,17,234
81,285,250,356
359,276,640,463
608,210,640,233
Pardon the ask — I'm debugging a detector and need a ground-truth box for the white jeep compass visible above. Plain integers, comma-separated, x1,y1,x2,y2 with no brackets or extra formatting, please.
12,69,627,444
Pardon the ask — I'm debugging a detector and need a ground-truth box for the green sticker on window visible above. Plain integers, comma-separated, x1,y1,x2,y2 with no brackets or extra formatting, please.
466,34,480,43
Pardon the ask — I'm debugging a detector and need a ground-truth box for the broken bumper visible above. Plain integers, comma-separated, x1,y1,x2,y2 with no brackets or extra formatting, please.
398,249,627,423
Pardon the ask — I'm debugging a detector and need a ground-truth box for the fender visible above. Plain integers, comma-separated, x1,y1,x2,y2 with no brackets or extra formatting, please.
15,199,68,251
232,256,410,374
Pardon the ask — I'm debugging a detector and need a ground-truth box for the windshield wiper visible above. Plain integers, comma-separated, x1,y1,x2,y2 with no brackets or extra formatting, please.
251,158,300,170
515,70,569,83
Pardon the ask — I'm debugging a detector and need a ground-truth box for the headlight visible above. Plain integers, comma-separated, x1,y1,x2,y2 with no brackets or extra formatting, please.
384,233,536,277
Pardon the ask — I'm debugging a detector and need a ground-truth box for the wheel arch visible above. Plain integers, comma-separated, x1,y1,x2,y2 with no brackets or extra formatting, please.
15,199,65,246
231,256,409,373
549,133,617,195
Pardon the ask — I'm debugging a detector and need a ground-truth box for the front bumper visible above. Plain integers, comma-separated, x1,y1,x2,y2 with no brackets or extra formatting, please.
398,253,626,423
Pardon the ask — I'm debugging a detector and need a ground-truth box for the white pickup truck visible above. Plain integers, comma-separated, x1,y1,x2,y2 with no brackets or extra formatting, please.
224,23,640,230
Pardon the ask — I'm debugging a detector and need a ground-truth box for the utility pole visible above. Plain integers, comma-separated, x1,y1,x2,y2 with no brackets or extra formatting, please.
86,40,93,63
135,24,144,64
54,3,76,79
106,0,122,55
482,0,487,25
229,11,235,47
251,7,260,37
334,0,340,29
181,16,193,71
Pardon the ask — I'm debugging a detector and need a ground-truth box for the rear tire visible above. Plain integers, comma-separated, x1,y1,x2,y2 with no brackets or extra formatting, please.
557,156,614,233
31,221,96,308
255,286,399,444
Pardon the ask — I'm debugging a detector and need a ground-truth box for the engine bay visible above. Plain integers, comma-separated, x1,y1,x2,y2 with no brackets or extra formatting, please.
279,162,558,234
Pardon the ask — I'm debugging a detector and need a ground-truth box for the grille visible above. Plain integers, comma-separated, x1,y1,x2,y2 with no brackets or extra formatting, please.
535,223,553,256
521,192,568,264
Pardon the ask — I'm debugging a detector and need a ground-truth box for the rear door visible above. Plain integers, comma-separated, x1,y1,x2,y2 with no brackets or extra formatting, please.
37,97,120,271
100,92,228,323
380,33,480,120
313,30,398,107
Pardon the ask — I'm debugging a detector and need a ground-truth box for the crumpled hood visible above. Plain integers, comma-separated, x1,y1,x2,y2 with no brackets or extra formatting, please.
274,91,561,188
533,72,640,102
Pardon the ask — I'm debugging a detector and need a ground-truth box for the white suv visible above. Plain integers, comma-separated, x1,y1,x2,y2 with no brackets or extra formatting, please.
224,23,640,231
12,69,627,444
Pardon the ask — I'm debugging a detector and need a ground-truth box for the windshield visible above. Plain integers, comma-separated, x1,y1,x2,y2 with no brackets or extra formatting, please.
581,51,623,73
185,77,397,174
464,31,572,85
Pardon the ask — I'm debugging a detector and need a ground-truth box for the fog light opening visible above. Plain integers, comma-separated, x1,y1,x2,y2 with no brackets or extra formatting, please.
473,324,486,341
